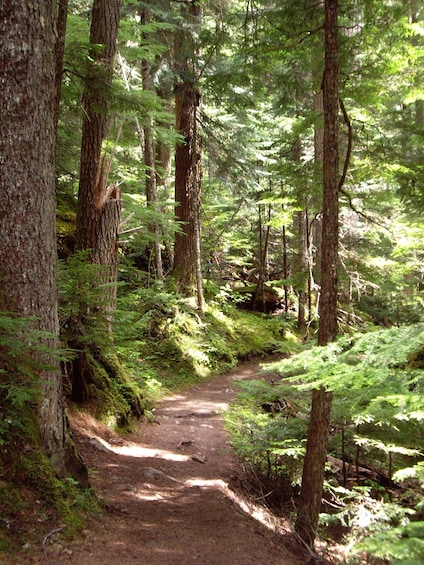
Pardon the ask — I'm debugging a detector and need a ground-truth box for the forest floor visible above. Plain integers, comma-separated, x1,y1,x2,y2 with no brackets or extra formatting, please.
24,361,307,564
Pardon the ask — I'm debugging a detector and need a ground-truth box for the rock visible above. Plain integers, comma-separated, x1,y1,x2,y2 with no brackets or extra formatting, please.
179,439,193,446
191,453,206,464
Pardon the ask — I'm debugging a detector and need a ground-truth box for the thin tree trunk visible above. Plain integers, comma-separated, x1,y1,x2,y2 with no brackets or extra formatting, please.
295,0,339,549
141,3,164,282
282,223,289,312
292,208,308,331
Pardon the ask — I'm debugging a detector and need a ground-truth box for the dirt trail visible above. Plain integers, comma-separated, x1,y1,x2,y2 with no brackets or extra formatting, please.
45,362,301,564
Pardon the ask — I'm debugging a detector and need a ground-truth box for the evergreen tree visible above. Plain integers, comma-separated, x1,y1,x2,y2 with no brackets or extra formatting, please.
295,0,339,548
75,0,122,300
0,0,85,480
173,0,204,309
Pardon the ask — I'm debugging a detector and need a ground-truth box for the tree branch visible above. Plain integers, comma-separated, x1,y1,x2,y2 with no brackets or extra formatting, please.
338,98,352,192
338,98,385,228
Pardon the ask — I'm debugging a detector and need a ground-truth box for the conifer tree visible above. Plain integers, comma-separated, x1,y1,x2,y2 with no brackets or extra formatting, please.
75,0,122,304
173,0,204,309
0,0,85,481
295,0,338,548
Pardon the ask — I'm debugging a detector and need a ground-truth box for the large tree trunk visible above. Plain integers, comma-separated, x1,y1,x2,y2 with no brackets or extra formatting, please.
72,0,122,403
173,82,201,293
173,1,204,308
318,0,340,346
75,0,122,296
0,0,85,482
295,0,339,549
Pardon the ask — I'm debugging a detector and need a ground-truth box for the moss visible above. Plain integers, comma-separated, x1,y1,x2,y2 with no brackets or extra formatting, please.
407,345,424,369
70,345,142,429
0,407,98,560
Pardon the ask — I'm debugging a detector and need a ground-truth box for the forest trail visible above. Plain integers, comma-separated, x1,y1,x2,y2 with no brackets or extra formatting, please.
46,362,301,564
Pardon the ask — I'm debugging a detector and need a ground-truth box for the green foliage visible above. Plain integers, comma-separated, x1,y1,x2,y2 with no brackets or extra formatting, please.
0,311,98,558
225,378,307,485
0,312,73,446
263,324,424,467
59,252,144,427
114,284,288,394
0,432,99,558
225,323,424,559
347,461,424,564
59,251,113,345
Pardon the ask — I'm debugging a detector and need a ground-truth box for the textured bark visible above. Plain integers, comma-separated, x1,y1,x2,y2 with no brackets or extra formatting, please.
173,1,203,304
295,389,333,546
317,0,339,346
75,0,122,308
174,84,198,293
71,0,122,406
0,0,80,478
295,0,338,549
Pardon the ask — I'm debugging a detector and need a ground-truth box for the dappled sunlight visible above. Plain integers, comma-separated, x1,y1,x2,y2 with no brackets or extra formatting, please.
184,477,282,534
157,389,232,415
159,399,229,414
93,430,283,535
92,435,190,462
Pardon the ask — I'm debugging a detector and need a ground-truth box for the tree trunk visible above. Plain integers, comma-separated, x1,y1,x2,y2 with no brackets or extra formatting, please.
282,224,289,312
141,3,164,282
72,0,123,404
295,389,333,546
173,1,203,307
318,0,339,346
54,0,69,133
295,0,339,549
75,0,122,311
295,210,309,331
256,201,271,312
0,0,85,482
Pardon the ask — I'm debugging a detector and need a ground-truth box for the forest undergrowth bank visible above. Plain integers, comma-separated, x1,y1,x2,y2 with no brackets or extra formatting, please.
226,323,424,563
0,290,292,559
1,281,424,564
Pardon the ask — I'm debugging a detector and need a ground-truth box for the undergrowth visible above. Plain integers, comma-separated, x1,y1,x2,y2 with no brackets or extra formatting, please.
114,283,295,397
0,311,99,559
225,323,424,563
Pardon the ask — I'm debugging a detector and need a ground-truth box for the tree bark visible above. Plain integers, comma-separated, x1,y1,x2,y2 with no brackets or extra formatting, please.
0,0,85,481
141,3,164,282
317,0,339,345
173,1,204,308
295,0,339,549
295,388,333,546
75,0,122,310
71,0,122,405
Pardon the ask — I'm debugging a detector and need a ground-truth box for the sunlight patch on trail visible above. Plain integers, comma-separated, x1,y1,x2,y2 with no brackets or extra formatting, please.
91,436,190,462
184,478,282,534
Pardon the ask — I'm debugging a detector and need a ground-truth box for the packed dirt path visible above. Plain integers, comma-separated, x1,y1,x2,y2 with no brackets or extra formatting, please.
49,362,301,564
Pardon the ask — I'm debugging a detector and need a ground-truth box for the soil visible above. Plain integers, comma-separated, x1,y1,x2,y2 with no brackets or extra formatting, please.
17,362,304,564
